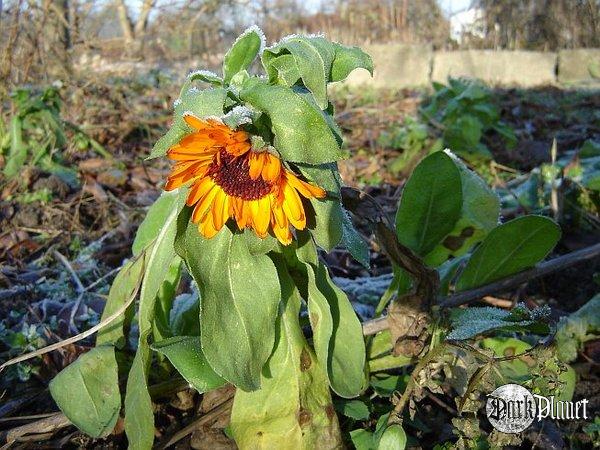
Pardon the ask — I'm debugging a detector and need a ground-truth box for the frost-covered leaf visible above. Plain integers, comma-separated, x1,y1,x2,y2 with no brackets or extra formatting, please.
223,26,265,83
263,36,334,109
148,87,226,160
240,82,344,164
447,304,551,340
330,43,374,82
340,209,370,268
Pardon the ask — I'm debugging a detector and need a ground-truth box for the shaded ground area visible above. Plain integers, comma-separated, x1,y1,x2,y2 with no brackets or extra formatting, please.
1,81,599,448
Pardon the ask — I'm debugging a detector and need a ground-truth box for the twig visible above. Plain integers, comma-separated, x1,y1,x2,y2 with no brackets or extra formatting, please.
0,255,144,371
52,250,84,294
362,243,600,336
162,398,234,448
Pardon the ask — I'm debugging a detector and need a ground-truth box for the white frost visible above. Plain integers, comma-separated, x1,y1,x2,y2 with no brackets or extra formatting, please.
235,25,266,55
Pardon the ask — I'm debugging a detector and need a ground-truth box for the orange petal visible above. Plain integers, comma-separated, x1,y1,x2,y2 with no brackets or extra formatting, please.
191,185,219,223
248,153,264,180
212,189,230,231
272,221,292,245
186,176,215,206
198,211,219,239
282,181,304,222
285,172,326,199
263,154,282,182
183,114,209,130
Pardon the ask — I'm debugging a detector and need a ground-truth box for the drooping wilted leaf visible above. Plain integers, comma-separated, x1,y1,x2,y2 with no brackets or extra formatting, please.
230,264,342,448
49,346,120,438
313,262,366,398
175,218,281,391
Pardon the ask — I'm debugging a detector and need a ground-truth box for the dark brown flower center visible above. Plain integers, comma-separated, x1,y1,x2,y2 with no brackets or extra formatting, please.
208,150,273,200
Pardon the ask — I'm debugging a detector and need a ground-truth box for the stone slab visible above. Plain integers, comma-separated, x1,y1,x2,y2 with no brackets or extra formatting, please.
432,50,556,86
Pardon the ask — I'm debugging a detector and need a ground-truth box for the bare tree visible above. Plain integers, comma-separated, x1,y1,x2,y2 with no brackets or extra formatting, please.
115,0,156,58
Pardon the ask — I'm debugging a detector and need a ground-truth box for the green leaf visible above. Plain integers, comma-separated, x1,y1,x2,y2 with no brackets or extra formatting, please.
378,424,407,450
308,198,344,252
330,43,374,82
264,54,301,86
263,36,333,109
96,254,145,348
148,88,226,160
240,83,344,164
223,26,264,83
447,304,551,340
425,155,500,266
124,344,154,450
151,336,225,393
395,152,463,255
4,116,27,178
124,193,185,450
152,258,182,342
455,215,560,291
133,190,182,255
555,294,600,363
334,399,370,420
351,429,376,450
341,209,370,268
175,219,281,391
49,346,120,438
313,262,366,397
169,291,200,336
230,263,342,448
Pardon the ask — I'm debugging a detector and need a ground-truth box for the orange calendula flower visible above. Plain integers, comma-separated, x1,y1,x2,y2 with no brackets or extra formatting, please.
165,114,326,245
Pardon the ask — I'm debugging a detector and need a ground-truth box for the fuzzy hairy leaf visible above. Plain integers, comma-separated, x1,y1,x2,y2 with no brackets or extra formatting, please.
175,218,280,391
49,346,120,438
223,27,264,83
263,36,334,109
151,336,225,393
240,83,344,164
230,263,342,448
148,87,226,160
330,43,374,82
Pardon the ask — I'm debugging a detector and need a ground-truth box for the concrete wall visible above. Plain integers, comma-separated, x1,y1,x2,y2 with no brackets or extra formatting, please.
342,46,600,89
558,49,600,84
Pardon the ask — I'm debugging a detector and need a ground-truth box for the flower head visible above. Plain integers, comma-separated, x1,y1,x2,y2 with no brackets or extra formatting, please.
165,114,326,245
